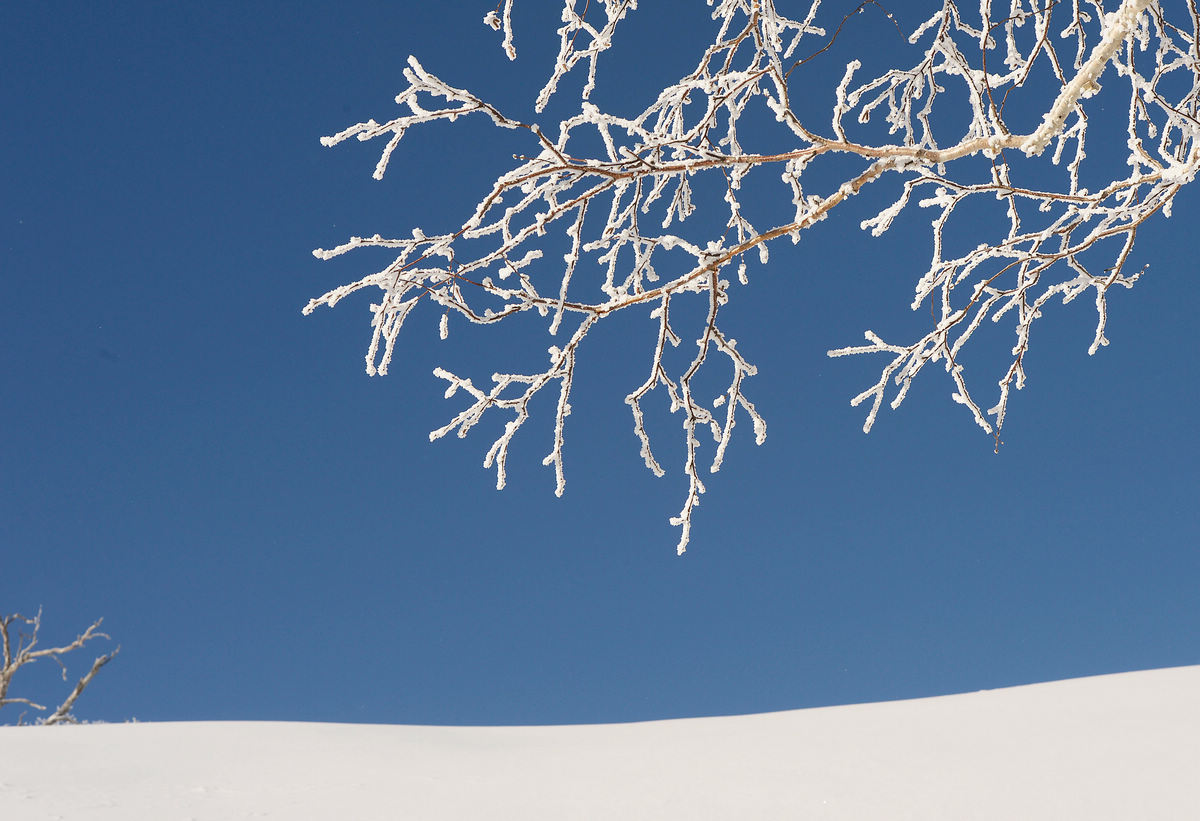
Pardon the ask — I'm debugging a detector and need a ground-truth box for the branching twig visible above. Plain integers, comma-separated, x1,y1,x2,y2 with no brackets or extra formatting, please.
1,609,119,725
310,0,1198,552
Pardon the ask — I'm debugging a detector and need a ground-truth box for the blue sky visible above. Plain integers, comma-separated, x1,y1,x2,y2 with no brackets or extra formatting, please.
3,2,1197,726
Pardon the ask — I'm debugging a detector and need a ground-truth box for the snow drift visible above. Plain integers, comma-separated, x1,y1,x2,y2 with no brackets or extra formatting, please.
2,665,1197,819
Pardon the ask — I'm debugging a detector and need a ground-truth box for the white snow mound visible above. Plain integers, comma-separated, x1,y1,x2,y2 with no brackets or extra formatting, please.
2,665,1197,820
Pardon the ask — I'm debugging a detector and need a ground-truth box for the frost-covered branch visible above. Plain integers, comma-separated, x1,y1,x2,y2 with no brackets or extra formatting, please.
310,0,1198,552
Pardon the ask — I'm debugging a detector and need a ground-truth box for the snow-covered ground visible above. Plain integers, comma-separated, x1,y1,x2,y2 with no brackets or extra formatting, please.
2,666,1196,820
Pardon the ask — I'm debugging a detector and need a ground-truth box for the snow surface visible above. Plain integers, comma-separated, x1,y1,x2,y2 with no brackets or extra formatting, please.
2,666,1197,820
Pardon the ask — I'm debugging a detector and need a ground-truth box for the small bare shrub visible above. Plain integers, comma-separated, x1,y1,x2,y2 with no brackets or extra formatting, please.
0,609,119,725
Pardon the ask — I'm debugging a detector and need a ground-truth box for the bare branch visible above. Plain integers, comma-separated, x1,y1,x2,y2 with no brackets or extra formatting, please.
43,647,121,726
1,610,118,724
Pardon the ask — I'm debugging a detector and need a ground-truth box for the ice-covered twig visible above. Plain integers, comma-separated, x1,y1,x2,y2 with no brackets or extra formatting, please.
311,0,1198,552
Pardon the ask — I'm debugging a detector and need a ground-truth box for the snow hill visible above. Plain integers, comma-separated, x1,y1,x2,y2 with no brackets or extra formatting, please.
2,665,1196,820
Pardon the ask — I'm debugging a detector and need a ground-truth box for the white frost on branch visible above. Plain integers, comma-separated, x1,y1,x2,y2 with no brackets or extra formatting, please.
311,0,1198,552
1020,0,1157,156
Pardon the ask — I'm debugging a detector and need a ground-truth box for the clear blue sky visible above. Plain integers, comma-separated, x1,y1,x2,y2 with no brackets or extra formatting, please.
3,2,1197,726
